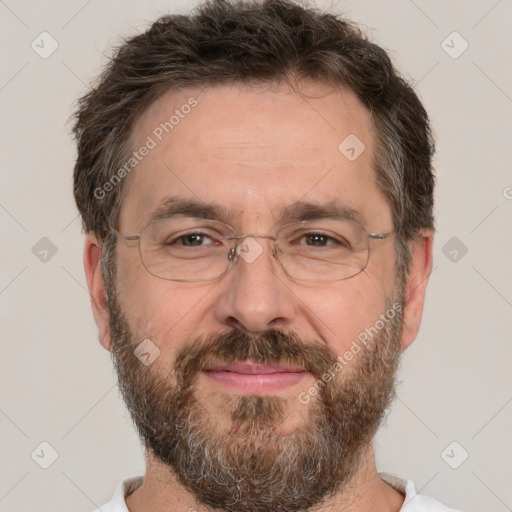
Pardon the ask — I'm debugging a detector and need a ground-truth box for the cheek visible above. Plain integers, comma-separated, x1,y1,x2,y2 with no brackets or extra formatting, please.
115,255,219,361
296,279,389,356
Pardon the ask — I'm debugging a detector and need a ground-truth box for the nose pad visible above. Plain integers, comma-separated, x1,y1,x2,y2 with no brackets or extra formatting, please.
226,239,279,266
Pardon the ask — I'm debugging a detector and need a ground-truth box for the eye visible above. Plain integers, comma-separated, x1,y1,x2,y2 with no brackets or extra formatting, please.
167,231,216,247
301,233,335,247
179,233,212,246
298,232,349,248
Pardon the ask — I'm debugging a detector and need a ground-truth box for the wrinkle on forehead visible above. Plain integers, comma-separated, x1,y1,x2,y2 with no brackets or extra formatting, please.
132,81,373,152
200,142,322,163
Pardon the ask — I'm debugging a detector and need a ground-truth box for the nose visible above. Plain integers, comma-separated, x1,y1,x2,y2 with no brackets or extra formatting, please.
213,235,297,333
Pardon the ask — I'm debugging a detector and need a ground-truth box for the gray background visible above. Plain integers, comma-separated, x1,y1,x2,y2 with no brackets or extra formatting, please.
1,1,511,511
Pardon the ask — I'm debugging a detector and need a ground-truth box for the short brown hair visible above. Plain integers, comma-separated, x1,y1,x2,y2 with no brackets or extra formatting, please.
73,0,435,275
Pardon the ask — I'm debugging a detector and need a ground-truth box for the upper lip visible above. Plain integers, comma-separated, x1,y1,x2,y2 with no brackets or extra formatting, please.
203,362,305,374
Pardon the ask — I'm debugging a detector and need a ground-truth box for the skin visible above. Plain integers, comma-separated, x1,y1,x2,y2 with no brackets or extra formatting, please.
84,80,433,512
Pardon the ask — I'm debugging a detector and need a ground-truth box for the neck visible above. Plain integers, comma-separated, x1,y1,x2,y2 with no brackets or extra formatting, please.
125,445,405,512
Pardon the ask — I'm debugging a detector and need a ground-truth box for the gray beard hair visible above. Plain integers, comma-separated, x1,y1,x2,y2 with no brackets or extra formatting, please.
108,283,404,512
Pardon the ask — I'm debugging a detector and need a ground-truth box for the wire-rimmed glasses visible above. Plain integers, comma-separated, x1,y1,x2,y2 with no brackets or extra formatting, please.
121,216,394,282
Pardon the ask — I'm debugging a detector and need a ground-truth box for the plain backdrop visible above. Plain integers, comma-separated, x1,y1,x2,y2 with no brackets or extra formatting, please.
1,1,511,511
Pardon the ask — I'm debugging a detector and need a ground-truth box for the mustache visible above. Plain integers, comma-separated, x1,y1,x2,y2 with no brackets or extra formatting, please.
172,328,340,388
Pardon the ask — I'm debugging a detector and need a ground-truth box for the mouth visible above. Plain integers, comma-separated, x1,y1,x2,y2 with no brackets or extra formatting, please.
202,362,308,393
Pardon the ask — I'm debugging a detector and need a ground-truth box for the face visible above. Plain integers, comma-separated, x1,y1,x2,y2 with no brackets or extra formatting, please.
117,81,397,359
94,81,411,511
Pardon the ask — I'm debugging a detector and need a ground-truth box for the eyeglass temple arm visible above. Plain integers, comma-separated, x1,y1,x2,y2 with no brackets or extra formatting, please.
368,232,394,240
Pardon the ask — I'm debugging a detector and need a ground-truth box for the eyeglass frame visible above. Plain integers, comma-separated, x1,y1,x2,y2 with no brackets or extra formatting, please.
119,216,395,283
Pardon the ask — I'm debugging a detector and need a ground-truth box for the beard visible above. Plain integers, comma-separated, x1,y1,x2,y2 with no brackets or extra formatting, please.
107,276,404,512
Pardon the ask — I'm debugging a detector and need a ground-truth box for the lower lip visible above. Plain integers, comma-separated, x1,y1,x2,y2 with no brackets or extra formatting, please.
202,370,307,393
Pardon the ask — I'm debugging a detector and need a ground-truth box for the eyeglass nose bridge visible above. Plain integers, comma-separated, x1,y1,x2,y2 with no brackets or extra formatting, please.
226,233,279,264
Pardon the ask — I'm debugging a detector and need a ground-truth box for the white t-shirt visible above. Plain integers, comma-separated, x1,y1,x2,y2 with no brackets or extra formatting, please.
94,472,458,511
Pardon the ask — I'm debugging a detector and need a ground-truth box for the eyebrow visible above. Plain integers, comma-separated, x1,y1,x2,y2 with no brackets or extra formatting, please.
147,196,231,224
145,195,367,229
277,200,366,227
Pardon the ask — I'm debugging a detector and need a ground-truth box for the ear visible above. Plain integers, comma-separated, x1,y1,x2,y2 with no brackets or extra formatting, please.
83,232,112,351
400,229,434,350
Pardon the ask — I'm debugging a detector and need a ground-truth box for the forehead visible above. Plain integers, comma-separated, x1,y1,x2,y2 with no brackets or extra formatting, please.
119,81,391,232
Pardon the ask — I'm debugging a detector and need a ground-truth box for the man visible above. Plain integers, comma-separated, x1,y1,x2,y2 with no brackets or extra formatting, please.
73,0,457,510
